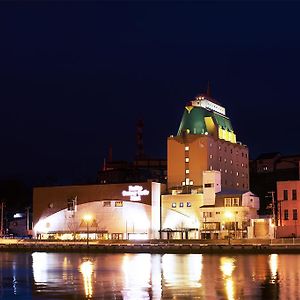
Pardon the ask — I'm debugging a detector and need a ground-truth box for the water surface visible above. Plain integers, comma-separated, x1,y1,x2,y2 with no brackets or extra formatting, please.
1,251,299,299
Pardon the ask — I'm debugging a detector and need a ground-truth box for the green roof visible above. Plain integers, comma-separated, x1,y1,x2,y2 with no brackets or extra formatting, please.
177,106,234,136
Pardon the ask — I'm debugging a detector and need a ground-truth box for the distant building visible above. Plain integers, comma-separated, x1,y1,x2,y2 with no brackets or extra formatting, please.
250,153,300,214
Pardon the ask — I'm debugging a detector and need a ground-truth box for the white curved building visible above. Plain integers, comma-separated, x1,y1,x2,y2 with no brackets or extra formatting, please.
33,181,164,240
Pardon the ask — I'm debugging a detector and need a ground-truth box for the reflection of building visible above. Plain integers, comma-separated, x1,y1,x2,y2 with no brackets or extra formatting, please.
276,180,300,237
161,92,259,239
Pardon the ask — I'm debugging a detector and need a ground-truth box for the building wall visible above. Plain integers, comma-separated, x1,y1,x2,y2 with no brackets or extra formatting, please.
161,194,203,235
167,135,249,191
277,181,300,229
33,181,165,239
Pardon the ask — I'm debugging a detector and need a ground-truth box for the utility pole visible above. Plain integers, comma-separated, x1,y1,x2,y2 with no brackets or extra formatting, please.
25,207,30,234
268,191,276,225
0,202,4,237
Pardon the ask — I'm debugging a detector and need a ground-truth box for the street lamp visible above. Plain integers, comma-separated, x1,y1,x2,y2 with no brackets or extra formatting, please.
83,214,92,247
225,211,234,244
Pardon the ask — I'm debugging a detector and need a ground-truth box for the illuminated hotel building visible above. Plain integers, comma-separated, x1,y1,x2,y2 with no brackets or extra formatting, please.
33,91,260,240
161,92,259,239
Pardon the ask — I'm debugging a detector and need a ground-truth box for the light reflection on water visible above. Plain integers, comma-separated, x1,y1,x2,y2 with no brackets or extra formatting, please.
2,252,300,299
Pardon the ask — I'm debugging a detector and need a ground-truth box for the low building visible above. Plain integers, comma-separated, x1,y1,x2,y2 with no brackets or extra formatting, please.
33,181,165,240
161,171,260,240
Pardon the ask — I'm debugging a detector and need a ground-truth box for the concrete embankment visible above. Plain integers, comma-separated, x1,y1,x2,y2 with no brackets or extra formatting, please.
1,239,300,254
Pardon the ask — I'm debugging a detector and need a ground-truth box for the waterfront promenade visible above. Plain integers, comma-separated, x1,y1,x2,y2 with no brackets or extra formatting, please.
1,238,300,254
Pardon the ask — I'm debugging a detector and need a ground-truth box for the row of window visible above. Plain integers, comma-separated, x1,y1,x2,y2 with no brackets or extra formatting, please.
172,202,192,208
103,201,123,207
284,209,298,220
283,189,297,201
185,145,248,158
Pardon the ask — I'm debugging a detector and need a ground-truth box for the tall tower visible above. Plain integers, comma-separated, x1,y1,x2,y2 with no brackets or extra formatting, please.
167,92,249,192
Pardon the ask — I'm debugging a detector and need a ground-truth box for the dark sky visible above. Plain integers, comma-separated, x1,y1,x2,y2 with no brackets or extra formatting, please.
1,1,300,186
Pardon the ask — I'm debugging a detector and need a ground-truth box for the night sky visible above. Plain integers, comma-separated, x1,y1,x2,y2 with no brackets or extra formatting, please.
1,1,300,187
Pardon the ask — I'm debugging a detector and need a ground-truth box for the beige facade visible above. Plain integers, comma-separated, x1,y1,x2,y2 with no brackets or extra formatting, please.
167,134,249,192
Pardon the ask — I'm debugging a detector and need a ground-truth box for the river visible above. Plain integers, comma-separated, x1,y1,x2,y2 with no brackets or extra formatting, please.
0,251,299,299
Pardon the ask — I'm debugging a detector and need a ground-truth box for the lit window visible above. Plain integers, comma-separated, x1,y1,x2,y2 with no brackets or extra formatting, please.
115,201,123,207
185,169,190,174
182,181,186,186
172,203,176,208
224,158,227,163
186,178,190,185
179,202,184,207
218,146,221,150
209,154,213,159
209,166,213,170
236,172,239,176
236,182,239,187
185,157,189,163
190,180,194,185
185,146,189,151
230,160,233,164
225,169,228,173
187,202,191,207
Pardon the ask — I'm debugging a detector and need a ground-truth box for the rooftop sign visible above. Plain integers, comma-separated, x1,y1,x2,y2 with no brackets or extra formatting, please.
122,185,150,201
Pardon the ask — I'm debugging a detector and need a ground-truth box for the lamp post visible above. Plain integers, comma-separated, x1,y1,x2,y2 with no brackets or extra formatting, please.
225,211,234,245
83,214,92,247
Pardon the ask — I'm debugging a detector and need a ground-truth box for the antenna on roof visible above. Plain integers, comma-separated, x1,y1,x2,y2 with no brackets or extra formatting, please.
206,80,212,97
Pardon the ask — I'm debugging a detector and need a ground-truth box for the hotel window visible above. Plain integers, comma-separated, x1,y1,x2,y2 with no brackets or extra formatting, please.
185,146,189,151
204,183,214,188
225,169,227,173
209,154,213,159
103,201,111,207
224,198,231,207
284,190,288,201
224,158,227,163
219,157,221,162
233,198,240,206
203,212,212,218
172,202,176,208
284,209,289,220
185,169,190,174
292,189,297,200
236,172,239,176
209,165,213,170
230,160,233,164
293,209,298,220
187,202,191,207
179,202,184,207
186,178,190,185
185,157,189,163
115,201,123,207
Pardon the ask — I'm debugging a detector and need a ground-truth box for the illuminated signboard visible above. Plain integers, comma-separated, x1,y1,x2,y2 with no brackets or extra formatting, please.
122,185,150,201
